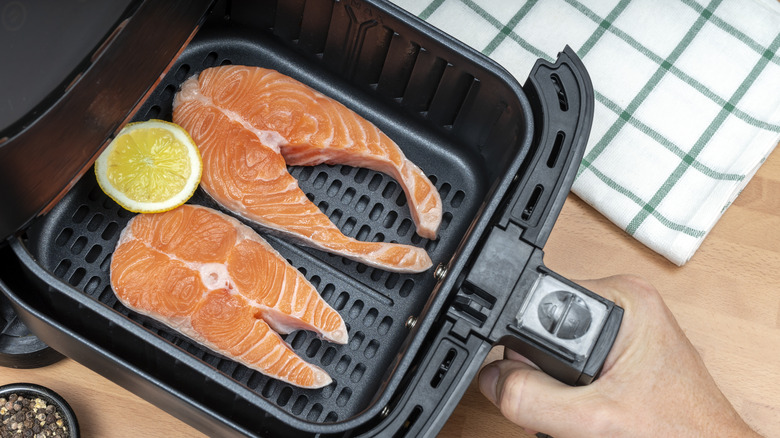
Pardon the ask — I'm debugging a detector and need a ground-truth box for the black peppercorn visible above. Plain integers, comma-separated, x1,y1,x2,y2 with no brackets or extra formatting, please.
0,394,69,438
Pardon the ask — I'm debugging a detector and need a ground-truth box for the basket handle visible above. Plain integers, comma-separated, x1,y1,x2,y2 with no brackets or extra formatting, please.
370,47,622,437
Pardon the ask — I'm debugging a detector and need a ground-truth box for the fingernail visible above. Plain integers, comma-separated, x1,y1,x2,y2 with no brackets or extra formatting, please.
478,364,499,404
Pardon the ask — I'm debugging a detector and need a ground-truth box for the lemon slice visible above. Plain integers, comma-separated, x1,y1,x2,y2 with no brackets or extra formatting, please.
95,119,202,213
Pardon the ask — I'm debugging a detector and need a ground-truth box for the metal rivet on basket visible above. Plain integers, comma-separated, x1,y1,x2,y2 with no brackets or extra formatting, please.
433,263,448,281
405,316,417,330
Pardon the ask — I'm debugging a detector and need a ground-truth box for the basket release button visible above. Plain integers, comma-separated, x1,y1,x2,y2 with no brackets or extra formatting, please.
537,290,592,340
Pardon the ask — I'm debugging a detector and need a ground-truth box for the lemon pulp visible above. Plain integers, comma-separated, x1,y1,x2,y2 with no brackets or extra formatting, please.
95,120,202,213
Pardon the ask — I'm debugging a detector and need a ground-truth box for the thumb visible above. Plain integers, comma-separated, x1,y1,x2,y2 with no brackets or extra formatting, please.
478,359,596,437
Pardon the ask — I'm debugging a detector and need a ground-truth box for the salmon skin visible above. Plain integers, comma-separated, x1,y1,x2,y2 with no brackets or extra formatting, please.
172,65,440,273
110,204,346,389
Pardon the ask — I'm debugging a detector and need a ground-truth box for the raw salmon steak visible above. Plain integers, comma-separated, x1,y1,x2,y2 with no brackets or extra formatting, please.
110,204,346,389
172,65,439,273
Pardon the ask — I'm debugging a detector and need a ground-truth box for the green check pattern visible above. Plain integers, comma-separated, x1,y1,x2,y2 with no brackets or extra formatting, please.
391,0,780,265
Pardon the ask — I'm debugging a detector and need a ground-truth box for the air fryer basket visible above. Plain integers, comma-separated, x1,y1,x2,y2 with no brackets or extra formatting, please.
0,1,614,436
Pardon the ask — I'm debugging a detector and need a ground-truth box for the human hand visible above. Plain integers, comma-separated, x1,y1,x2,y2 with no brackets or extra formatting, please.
478,275,760,437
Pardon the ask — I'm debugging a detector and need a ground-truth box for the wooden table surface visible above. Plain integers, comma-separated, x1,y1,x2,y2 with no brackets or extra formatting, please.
1,146,778,437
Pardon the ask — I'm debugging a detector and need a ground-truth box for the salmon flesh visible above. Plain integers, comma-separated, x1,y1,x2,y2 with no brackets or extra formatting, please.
110,204,346,389
173,65,441,273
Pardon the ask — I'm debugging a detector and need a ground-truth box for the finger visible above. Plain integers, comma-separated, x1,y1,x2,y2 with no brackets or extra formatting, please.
479,359,596,438
576,274,661,309
503,348,540,369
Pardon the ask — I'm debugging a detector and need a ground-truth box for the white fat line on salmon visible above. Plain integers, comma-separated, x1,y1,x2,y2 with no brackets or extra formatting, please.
121,231,299,326
235,329,278,364
330,106,354,149
175,76,289,153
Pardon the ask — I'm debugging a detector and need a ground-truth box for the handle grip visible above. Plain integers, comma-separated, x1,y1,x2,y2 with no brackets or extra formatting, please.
497,264,623,385
481,46,622,385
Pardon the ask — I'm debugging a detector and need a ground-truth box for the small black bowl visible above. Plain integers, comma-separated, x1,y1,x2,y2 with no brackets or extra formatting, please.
0,383,79,437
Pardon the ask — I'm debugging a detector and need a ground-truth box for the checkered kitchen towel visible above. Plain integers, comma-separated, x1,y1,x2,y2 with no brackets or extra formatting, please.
389,0,780,266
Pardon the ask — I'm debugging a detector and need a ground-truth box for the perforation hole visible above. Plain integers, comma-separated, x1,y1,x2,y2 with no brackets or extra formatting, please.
365,340,380,359
336,355,351,373
307,404,323,422
399,279,414,298
355,195,370,212
354,168,369,183
341,187,356,204
71,236,87,255
441,212,453,230
349,300,364,319
292,396,308,415
55,228,73,247
334,292,349,310
382,181,397,198
343,217,357,235
100,253,112,272
87,185,103,202
101,222,119,240
297,167,314,182
277,387,293,407
290,332,307,349
261,379,277,398
397,219,412,236
439,182,451,200
68,267,86,286
395,192,407,207
548,131,565,168
85,244,102,263
359,307,377,326
356,225,370,241
145,105,161,119
327,180,342,197
306,339,322,358
329,208,343,224
383,211,397,228
313,172,328,188
550,74,569,111
321,347,337,366
174,63,190,82
320,284,335,300
451,190,465,207
350,363,366,382
160,85,176,107
83,276,101,295
369,203,383,221
378,316,393,335
116,208,133,219
368,174,382,191
202,51,218,67
336,388,352,407
72,205,89,223
98,284,114,302
317,200,329,213
385,273,399,289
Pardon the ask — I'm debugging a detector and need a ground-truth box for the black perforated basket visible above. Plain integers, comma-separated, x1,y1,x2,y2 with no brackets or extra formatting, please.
0,1,613,436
